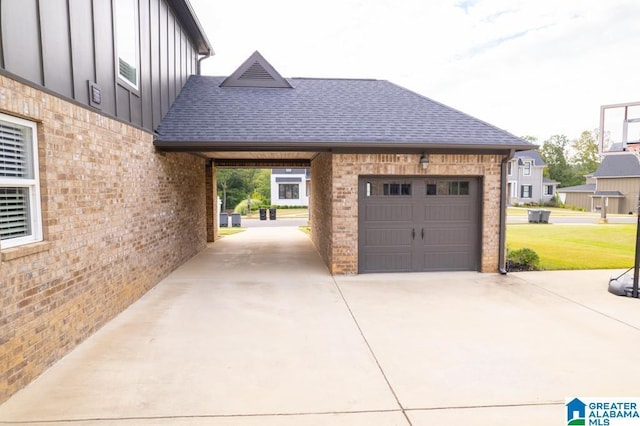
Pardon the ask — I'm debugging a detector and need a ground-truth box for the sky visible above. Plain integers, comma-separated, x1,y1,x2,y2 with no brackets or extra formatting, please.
188,0,640,144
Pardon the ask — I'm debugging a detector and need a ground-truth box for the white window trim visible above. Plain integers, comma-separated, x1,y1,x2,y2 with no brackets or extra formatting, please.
523,160,532,176
0,113,43,249
115,0,140,90
509,180,518,198
521,184,533,199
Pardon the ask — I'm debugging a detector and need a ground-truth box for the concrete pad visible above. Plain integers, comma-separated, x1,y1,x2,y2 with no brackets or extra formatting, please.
516,269,640,329
335,271,640,411
0,227,398,423
407,403,562,425
2,411,409,426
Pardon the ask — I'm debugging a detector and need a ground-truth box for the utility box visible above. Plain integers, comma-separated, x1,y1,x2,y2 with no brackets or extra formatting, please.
219,213,229,227
269,208,277,220
231,213,241,227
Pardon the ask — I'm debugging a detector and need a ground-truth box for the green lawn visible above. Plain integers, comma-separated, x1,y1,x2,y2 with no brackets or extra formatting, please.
507,223,636,270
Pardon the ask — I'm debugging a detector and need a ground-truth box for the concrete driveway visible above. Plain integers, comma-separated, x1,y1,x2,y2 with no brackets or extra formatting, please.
1,225,639,425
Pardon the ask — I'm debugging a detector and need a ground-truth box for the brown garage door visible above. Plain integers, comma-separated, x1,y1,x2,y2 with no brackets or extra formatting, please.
358,177,480,273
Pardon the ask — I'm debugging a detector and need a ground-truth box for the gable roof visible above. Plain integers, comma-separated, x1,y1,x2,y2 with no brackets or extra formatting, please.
155,53,535,153
592,153,640,178
514,150,545,166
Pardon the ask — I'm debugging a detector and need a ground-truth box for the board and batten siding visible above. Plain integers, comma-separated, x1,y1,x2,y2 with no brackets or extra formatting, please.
0,0,199,132
597,177,640,214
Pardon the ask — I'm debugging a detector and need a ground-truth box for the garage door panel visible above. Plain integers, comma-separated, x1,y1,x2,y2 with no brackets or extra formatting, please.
422,202,475,221
422,251,475,271
362,252,413,273
364,228,412,246
423,226,473,245
364,203,413,222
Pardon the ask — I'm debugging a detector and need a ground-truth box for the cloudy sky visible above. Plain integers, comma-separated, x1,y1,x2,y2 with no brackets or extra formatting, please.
189,0,640,143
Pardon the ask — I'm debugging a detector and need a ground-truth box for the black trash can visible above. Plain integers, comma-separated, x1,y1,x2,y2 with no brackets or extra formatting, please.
231,213,241,227
259,208,267,221
219,212,228,227
269,208,277,220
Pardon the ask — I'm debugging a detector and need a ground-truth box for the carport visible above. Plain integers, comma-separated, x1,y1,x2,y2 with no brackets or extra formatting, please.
154,51,535,274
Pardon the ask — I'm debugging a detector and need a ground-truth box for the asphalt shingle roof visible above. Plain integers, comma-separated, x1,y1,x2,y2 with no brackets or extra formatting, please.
592,154,640,178
514,149,545,166
557,184,596,193
154,75,535,151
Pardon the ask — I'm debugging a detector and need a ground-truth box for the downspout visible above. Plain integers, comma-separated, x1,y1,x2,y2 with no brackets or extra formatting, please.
197,52,212,76
499,149,516,274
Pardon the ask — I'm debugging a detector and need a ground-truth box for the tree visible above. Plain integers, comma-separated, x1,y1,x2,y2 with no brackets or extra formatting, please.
539,134,583,187
216,168,272,211
570,130,600,177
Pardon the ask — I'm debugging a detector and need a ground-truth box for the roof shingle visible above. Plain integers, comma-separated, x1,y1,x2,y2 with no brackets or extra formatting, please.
155,75,535,151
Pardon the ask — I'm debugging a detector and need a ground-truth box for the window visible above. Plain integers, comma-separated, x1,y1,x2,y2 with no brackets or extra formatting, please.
521,185,532,198
523,160,532,176
365,180,411,197
279,184,299,200
383,183,411,196
116,0,139,89
426,180,470,196
0,114,42,248
544,185,554,196
507,161,513,176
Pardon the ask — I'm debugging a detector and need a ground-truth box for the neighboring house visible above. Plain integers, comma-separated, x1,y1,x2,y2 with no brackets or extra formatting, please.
506,150,557,205
558,153,640,214
0,0,213,403
270,168,310,207
155,51,535,275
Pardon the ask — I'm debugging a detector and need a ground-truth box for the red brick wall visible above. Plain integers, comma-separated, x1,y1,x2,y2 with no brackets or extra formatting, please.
0,75,208,403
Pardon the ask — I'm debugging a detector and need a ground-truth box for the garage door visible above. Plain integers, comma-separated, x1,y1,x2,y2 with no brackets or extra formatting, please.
358,177,480,273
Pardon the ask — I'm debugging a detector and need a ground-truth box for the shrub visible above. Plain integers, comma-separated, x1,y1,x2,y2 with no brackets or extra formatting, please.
507,247,540,271
233,198,263,215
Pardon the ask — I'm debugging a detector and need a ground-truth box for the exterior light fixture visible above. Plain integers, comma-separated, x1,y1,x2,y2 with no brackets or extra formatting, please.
419,153,429,169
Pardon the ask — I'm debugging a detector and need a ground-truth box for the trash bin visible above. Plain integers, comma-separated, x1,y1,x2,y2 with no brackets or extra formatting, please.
269,208,277,221
219,212,228,227
231,213,241,227
539,209,551,223
259,208,267,221
527,209,541,223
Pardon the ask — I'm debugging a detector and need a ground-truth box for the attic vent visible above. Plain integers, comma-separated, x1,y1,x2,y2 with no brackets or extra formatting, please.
221,51,292,88
239,62,275,80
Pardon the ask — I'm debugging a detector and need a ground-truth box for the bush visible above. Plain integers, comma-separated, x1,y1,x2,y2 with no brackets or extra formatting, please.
233,198,263,215
507,247,540,271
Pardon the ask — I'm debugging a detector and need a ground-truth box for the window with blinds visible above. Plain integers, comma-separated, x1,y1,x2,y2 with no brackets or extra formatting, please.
0,113,41,249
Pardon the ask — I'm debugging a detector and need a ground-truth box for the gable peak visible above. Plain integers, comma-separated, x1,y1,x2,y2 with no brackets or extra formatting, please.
221,51,292,88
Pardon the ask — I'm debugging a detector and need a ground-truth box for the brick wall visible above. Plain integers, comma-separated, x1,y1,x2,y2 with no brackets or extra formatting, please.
0,75,208,403
329,153,504,274
310,153,333,271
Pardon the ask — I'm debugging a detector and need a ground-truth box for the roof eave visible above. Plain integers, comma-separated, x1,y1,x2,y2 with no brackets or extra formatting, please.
167,0,214,56
153,139,534,154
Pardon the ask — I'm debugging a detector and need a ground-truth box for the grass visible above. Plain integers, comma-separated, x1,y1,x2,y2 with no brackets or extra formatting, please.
507,223,636,270
218,227,246,236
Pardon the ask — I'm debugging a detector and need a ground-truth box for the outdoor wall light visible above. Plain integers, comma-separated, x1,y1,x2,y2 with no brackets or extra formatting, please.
419,153,429,169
